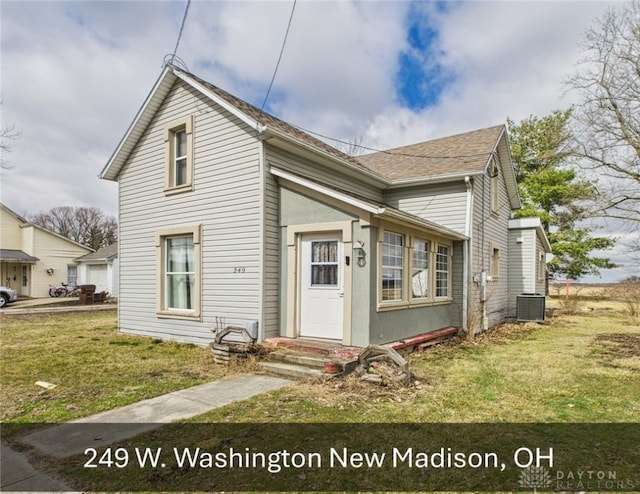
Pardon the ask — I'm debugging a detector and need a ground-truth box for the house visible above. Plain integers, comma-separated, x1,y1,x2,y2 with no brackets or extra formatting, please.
0,203,93,297
75,242,119,297
100,64,551,346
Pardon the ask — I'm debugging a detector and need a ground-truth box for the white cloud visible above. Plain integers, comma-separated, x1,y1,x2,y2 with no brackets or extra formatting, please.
1,0,630,280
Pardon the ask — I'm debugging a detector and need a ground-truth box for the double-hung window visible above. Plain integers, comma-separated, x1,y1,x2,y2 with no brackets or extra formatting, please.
164,116,193,194
156,225,201,319
435,244,450,299
411,238,430,299
382,232,404,301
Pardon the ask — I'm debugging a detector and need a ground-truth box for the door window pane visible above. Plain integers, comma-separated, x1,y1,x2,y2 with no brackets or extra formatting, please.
310,240,338,286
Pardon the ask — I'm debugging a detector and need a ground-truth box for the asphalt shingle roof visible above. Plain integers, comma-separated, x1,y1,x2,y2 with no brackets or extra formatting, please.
356,125,505,182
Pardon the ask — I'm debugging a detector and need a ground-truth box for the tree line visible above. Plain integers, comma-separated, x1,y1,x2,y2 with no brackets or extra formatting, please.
507,1,639,280
29,206,117,251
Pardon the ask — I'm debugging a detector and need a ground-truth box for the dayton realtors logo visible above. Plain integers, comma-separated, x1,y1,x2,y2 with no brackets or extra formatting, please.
519,465,552,492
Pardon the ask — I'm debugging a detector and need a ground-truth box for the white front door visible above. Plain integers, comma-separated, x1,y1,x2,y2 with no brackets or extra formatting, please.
299,233,344,340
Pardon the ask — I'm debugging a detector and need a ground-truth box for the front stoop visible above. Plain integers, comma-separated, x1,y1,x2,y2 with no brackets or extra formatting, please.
257,349,357,380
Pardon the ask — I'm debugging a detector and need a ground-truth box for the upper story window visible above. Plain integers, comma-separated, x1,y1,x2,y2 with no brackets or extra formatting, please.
490,160,499,214
164,116,193,194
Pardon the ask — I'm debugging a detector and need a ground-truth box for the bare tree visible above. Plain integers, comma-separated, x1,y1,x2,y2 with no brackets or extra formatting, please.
30,206,118,251
567,1,640,227
1,122,20,170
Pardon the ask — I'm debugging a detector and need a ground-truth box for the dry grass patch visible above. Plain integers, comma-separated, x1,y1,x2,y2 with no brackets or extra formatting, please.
0,311,236,436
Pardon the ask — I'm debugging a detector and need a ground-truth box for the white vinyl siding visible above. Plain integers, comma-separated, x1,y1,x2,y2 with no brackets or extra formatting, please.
118,81,263,344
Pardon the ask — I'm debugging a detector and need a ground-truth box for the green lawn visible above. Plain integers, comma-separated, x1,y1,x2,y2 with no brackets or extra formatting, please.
2,306,638,491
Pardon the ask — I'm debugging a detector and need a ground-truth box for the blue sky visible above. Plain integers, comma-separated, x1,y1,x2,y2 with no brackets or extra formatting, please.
1,0,634,282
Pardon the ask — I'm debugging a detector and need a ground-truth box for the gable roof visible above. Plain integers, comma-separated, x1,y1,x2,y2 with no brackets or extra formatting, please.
100,66,521,209
75,242,118,262
100,65,384,184
1,203,93,253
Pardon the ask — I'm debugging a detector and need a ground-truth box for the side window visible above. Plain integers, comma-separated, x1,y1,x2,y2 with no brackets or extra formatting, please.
67,265,78,286
435,244,450,299
164,116,194,194
490,244,501,280
490,160,499,214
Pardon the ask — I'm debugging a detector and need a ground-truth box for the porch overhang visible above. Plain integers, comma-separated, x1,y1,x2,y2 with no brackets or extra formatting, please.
270,167,467,242
0,249,39,263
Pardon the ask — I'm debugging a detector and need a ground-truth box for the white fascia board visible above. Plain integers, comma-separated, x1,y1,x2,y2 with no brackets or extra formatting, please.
173,69,267,133
386,170,483,189
270,167,385,215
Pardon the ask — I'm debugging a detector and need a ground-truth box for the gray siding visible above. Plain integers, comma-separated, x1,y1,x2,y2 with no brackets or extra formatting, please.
470,161,511,331
118,81,263,345
508,228,536,316
384,182,468,235
266,146,384,203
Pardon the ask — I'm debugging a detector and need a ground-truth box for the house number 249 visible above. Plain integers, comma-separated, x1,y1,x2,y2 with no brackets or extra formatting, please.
233,267,246,273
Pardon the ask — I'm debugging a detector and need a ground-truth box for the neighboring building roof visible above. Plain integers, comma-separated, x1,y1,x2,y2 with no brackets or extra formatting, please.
75,242,118,262
357,125,506,182
1,202,94,254
0,249,39,263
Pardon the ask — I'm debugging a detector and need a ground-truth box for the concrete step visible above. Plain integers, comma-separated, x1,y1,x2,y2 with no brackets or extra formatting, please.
268,349,332,369
257,361,325,380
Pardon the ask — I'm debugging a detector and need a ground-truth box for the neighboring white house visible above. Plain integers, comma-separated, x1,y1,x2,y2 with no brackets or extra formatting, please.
100,64,551,346
0,203,93,297
75,242,119,297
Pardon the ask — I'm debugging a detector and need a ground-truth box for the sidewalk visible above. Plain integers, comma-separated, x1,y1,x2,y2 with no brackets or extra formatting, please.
1,297,116,315
1,374,291,491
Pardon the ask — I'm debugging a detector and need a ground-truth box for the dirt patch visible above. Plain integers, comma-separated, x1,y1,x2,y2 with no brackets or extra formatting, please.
592,333,640,360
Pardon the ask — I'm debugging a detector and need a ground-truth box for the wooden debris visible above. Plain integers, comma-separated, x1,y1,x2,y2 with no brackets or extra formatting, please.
354,345,412,386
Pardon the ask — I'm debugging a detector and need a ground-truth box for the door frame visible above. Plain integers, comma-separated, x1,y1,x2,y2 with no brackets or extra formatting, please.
285,221,353,345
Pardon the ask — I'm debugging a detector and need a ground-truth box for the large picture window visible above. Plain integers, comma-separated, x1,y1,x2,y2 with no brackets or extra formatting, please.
382,232,404,301
156,225,201,319
379,227,452,309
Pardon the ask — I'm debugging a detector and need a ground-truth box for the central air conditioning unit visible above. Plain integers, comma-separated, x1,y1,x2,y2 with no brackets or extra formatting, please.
516,293,546,322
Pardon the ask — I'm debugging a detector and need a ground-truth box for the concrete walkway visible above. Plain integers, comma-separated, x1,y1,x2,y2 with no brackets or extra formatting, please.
1,297,117,315
1,374,291,491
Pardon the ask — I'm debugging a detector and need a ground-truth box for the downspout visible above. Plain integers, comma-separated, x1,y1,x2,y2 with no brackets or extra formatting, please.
463,176,473,334
257,138,266,342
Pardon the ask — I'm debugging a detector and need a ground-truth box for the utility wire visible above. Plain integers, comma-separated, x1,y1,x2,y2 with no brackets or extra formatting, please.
257,0,297,126
168,0,192,66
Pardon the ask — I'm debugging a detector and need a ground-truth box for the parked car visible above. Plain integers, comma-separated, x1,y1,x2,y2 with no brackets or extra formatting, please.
0,285,18,308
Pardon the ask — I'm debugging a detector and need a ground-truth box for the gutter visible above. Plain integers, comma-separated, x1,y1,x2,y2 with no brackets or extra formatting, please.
462,176,474,333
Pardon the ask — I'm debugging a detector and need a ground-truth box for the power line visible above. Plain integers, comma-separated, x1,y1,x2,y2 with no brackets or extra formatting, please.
257,0,297,125
168,0,191,66
291,123,495,161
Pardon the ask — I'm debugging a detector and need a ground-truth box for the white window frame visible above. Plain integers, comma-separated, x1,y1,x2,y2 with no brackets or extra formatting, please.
156,224,201,320
164,115,194,194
